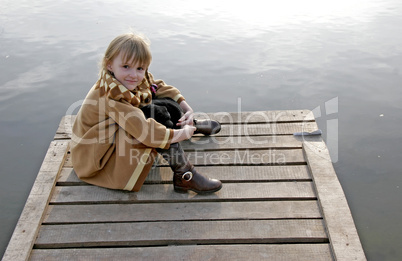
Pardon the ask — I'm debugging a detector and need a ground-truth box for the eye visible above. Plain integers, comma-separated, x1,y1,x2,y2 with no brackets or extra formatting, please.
123,65,130,69
137,67,144,71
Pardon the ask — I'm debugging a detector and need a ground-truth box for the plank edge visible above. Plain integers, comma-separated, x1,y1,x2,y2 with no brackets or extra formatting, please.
303,140,366,261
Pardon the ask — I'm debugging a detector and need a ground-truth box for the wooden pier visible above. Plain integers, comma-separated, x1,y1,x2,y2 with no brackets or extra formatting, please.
2,110,366,260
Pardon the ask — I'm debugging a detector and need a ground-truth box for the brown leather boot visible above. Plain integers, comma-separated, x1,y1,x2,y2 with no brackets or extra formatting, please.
194,119,221,135
158,143,222,194
173,165,222,194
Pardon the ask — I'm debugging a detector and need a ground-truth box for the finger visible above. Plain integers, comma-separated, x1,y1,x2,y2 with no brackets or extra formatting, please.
178,113,189,123
176,119,189,126
176,120,188,127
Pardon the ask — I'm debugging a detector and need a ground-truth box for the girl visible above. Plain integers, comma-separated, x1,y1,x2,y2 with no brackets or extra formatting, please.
70,33,222,193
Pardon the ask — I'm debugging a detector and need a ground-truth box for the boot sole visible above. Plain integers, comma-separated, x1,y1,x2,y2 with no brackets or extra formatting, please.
174,184,222,194
194,126,221,136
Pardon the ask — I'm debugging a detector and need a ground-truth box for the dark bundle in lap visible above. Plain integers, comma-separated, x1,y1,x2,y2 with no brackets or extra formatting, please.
141,98,183,129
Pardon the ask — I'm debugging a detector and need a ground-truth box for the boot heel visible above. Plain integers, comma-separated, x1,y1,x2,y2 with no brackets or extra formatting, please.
174,186,189,193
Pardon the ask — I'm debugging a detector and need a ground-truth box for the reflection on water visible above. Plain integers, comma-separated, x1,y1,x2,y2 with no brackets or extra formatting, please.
1,0,402,259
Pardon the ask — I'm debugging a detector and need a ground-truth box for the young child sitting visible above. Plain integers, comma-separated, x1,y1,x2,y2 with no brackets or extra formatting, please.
70,33,222,193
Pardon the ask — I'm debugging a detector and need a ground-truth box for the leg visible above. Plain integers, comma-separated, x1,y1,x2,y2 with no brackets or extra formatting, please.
144,97,221,135
157,143,222,193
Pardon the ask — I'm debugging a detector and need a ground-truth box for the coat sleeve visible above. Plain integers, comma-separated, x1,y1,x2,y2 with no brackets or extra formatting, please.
105,97,174,149
147,72,185,104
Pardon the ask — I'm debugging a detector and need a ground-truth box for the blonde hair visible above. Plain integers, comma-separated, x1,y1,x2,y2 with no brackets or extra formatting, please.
101,33,152,74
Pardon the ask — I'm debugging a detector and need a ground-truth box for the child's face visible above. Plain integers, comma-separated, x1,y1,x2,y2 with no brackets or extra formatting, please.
107,52,146,91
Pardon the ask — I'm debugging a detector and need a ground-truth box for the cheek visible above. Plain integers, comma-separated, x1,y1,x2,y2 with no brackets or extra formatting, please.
113,71,126,83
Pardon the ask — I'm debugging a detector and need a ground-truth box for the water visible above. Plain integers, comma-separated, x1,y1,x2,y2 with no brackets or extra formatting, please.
1,0,401,259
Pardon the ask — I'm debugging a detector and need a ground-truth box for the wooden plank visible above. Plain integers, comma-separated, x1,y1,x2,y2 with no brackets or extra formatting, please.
63,151,72,168
303,138,366,261
64,136,304,161
62,148,305,169
2,140,69,261
185,149,305,166
195,110,315,123
58,165,312,185
148,165,311,182
50,182,316,204
194,122,319,137
34,219,328,248
55,121,319,139
54,115,74,140
64,148,307,169
43,201,322,224
182,135,303,150
57,168,80,184
30,244,333,261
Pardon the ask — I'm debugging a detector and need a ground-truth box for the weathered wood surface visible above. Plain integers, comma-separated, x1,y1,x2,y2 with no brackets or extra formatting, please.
2,110,366,261
43,201,321,224
30,244,333,261
50,182,317,204
35,219,328,248
58,165,312,184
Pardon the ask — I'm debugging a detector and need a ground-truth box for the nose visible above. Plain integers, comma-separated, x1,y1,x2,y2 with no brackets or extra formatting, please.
129,69,137,78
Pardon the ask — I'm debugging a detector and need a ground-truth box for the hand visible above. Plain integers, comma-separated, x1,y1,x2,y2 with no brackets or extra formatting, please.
176,110,194,127
182,124,196,139
172,125,196,143
177,101,194,127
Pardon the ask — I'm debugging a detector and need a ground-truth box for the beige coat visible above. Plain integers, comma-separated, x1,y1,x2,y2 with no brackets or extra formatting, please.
70,70,185,191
